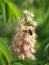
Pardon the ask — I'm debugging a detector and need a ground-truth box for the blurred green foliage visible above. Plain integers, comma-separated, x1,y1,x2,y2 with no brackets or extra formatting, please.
0,0,49,65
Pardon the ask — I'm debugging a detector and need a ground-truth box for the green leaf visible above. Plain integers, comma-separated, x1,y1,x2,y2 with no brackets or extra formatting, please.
1,0,6,23
5,0,21,20
45,63,49,65
20,58,34,65
0,0,22,23
0,51,2,65
14,62,23,65
0,38,12,64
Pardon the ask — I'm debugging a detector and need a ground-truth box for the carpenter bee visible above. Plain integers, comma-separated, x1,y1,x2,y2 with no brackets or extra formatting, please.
23,29,33,35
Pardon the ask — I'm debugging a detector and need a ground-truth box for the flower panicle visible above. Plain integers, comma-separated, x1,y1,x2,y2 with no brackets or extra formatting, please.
11,10,37,60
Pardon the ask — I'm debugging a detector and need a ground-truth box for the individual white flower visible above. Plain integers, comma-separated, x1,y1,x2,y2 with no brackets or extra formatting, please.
23,10,28,14
20,18,25,24
31,21,37,27
18,52,25,59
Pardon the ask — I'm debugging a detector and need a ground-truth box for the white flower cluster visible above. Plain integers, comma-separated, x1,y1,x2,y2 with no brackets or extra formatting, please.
11,10,37,60
23,10,37,27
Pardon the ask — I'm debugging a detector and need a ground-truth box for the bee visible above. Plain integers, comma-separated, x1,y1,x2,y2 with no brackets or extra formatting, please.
23,29,33,35
29,29,33,35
